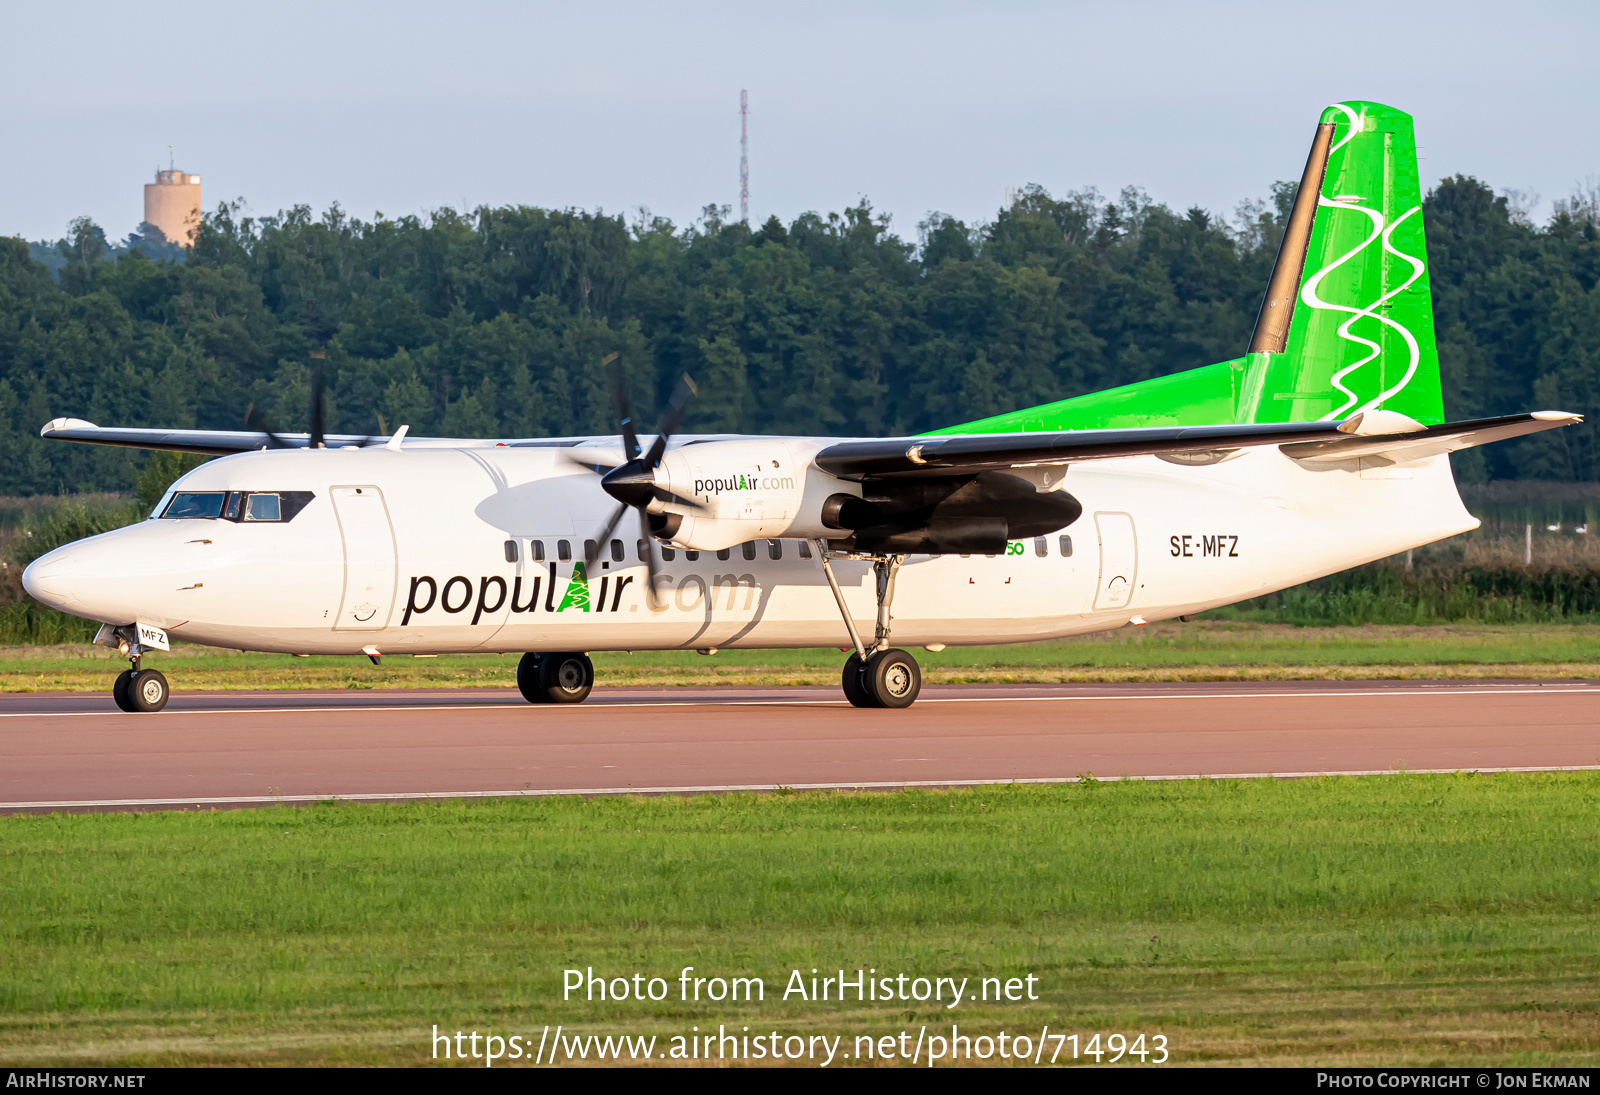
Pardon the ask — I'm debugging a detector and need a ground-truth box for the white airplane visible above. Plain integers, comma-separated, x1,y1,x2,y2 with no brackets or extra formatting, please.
23,100,1578,713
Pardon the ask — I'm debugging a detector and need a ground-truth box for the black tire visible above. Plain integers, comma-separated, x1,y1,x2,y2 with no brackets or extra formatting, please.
841,653,875,708
128,669,170,713
536,652,594,704
112,670,135,712
864,648,920,709
516,653,547,704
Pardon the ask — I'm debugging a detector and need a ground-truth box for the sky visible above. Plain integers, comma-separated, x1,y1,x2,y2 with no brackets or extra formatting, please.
3,0,1596,245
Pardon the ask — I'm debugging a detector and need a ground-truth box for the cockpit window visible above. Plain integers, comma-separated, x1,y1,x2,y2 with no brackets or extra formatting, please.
244,493,281,521
164,492,226,519
161,490,314,523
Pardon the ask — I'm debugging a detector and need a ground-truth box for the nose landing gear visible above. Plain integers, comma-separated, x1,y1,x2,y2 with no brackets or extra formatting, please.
817,542,923,709
99,625,171,713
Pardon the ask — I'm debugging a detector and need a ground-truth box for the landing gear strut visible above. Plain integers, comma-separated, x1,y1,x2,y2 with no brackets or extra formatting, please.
816,541,922,709
517,652,595,704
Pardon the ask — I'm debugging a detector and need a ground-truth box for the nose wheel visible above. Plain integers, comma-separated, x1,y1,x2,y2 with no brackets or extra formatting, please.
112,663,170,712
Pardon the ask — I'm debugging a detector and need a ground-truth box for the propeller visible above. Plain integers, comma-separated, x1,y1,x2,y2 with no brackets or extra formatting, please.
581,357,699,609
241,353,384,450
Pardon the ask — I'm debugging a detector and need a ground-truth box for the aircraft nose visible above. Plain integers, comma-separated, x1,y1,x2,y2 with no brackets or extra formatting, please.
21,546,85,610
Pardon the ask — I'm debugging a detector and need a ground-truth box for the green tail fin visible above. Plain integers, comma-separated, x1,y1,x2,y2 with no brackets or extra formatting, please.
1238,101,1442,424
939,100,1444,436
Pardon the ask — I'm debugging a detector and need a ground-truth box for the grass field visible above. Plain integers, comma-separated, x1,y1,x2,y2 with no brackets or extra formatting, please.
2,774,1597,1067
1,621,1595,692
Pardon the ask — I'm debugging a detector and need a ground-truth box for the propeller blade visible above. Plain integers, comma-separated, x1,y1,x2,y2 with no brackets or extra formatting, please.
641,373,698,468
585,502,629,566
637,506,667,611
652,487,708,512
243,404,292,449
602,352,640,462
309,357,326,449
557,449,623,476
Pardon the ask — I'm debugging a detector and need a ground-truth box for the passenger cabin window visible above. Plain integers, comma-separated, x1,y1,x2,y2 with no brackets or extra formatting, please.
662,547,676,561
767,539,782,560
531,540,545,561
558,540,572,561
716,548,731,561
583,539,598,562
1059,535,1073,557
504,540,518,563
161,490,312,523
1034,536,1048,557
741,541,757,561
610,539,625,563
636,539,649,561
797,541,812,559
686,550,699,561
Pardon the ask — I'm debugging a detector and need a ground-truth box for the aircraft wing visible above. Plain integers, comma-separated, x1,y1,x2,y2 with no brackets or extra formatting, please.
35,417,536,455
38,419,372,456
1278,411,1580,464
813,420,1347,478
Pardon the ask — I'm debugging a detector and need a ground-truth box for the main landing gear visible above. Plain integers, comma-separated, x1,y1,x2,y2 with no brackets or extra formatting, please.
517,651,595,704
817,542,922,709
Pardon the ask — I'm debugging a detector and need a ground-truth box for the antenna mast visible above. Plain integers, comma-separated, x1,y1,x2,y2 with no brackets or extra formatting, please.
739,89,749,223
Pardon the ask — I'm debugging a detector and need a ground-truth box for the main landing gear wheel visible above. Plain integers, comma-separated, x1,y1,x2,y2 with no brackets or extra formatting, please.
517,652,594,704
128,669,169,713
112,670,135,712
516,653,547,703
865,648,921,709
841,648,922,708
841,653,873,708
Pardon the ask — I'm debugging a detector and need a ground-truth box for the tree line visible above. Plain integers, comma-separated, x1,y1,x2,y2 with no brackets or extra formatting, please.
1,175,1597,496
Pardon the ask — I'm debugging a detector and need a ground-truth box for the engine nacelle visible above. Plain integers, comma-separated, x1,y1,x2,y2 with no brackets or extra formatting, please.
652,439,858,551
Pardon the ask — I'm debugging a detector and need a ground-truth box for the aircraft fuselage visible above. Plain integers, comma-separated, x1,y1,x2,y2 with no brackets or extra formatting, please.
22,442,1477,656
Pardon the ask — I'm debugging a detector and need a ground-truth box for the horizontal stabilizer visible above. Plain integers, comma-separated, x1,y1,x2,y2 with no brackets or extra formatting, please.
1279,411,1581,465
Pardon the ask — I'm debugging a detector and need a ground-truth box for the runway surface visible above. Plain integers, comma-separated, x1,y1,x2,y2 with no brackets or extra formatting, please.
3,680,1599,812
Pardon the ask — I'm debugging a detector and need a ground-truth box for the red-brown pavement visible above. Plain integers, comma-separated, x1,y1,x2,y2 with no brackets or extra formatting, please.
2,681,1598,811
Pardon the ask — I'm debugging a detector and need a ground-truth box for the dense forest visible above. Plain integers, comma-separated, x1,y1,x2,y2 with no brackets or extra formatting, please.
2,174,1598,496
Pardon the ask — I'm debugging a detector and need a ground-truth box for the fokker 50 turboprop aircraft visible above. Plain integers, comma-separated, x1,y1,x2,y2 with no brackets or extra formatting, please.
23,101,1580,713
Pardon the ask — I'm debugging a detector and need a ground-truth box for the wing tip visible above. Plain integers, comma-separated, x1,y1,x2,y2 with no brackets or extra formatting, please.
1532,410,1583,423
41,417,97,436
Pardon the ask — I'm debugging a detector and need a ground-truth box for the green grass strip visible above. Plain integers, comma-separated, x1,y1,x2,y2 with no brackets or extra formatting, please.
2,773,1598,1065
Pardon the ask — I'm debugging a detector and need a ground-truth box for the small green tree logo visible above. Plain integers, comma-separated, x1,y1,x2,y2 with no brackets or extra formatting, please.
556,561,590,612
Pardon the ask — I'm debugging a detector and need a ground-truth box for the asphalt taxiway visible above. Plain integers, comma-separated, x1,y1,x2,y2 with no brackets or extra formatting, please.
1,680,1597,812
